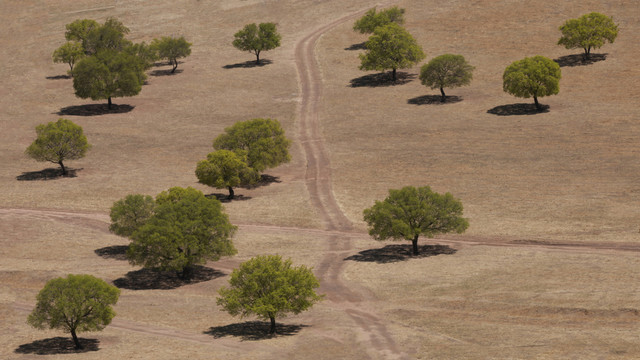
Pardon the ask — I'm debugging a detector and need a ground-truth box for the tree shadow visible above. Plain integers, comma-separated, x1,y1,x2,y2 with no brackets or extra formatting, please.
204,321,307,341
344,244,457,264
17,168,81,181
487,103,550,116
56,104,134,116
113,265,225,290
408,95,463,105
350,72,415,87
245,174,281,189
150,69,184,76
206,193,253,203
344,42,366,51
94,245,129,261
554,53,607,67
15,337,99,355
46,74,71,80
223,59,273,69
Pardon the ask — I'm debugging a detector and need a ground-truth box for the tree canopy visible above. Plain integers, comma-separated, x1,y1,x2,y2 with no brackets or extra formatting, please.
353,6,405,34
64,19,99,53
109,194,156,237
25,118,90,176
150,36,192,73
419,54,474,102
52,41,85,73
363,186,469,255
232,22,281,64
28,274,120,349
502,55,561,110
127,187,237,279
195,149,259,200
83,17,131,55
558,12,618,59
359,23,425,81
213,118,291,173
217,255,323,334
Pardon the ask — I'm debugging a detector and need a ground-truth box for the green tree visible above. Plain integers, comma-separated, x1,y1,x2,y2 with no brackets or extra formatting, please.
52,41,85,73
217,255,323,335
195,150,259,200
558,12,618,60
363,186,469,256
123,42,157,72
25,118,90,176
213,118,291,173
419,54,474,102
84,17,131,55
65,19,100,53
109,194,156,237
150,36,192,73
359,23,425,82
503,55,561,110
127,187,237,279
72,49,145,109
232,23,281,64
353,6,405,34
28,274,120,349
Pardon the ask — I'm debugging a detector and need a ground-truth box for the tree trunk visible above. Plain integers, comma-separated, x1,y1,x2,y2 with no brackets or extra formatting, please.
256,51,261,65
584,46,591,60
228,186,235,200
411,235,419,256
70,328,82,349
440,87,446,102
108,97,112,110
533,95,541,110
59,161,67,176
392,68,397,82
179,265,194,280
269,316,276,334
171,59,178,73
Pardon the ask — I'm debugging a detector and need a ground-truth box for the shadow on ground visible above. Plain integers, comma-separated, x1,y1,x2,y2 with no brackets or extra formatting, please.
95,245,128,261
113,265,225,290
350,71,415,87
223,59,272,69
15,337,99,355
56,104,134,116
344,244,457,263
554,53,607,67
408,95,462,105
17,168,81,181
46,74,71,80
344,42,366,51
204,321,307,341
150,69,183,76
487,103,549,116
206,193,253,203
246,174,281,189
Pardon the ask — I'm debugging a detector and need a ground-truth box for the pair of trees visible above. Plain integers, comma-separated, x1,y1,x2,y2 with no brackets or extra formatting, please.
25,118,90,175
232,23,281,64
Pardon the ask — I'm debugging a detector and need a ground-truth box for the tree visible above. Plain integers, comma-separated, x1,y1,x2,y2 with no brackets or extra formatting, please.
195,150,260,200
558,12,618,60
502,55,561,110
353,6,405,34
217,255,323,335
232,23,281,64
109,194,156,237
72,49,145,109
84,17,131,55
150,36,192,73
25,118,90,176
213,118,291,173
65,19,100,53
28,274,120,349
363,186,469,256
127,187,237,279
52,41,85,73
359,23,425,82
419,54,474,102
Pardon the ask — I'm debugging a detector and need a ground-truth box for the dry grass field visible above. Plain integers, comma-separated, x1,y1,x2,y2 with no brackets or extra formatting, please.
1,0,640,359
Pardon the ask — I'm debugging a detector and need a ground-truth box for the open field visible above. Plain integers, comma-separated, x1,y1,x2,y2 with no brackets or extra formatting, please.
2,0,640,359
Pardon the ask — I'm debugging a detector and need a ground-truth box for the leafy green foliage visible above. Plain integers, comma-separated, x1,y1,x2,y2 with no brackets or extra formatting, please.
25,118,90,175
109,194,156,237
150,36,192,73
363,186,468,255
558,12,618,59
213,118,291,173
123,42,157,72
52,41,85,73
65,19,99,53
232,23,281,64
84,17,131,55
419,54,474,101
217,255,323,334
28,274,120,349
127,187,237,279
195,150,259,199
503,56,561,110
359,23,425,81
353,6,405,34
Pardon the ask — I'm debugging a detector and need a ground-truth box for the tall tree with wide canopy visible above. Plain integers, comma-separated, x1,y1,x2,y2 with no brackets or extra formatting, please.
558,12,618,60
503,55,561,110
195,149,259,200
232,22,281,64
363,186,469,255
419,54,474,102
353,6,405,34
25,118,90,176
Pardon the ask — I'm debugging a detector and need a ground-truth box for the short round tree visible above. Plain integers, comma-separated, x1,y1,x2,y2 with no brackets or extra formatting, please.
195,149,260,200
419,54,474,102
558,12,618,60
503,56,561,110
109,194,156,237
52,41,85,73
28,274,120,349
217,255,323,335
353,6,405,34
150,36,192,73
25,118,90,176
232,23,281,65
363,186,469,255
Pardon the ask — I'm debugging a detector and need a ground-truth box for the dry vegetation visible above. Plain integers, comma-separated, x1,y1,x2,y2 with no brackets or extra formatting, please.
1,0,640,359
